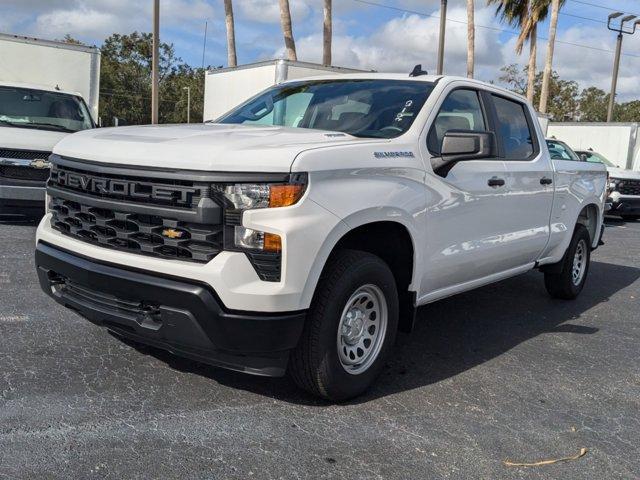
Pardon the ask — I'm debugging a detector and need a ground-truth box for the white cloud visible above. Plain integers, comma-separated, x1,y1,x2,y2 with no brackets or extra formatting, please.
500,22,640,101
13,0,214,41
236,0,312,24
34,8,119,38
281,6,505,77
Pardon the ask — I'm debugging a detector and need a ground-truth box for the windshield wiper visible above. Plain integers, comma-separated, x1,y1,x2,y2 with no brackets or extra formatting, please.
18,122,75,133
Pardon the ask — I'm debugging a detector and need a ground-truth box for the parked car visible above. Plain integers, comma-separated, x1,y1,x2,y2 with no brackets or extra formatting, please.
35,73,607,400
575,149,640,221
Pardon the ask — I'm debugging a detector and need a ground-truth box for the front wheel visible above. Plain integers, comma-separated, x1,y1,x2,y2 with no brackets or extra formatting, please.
544,224,591,300
289,250,398,401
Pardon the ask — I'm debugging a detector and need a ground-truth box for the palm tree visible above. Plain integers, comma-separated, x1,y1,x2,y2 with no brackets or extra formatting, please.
488,0,553,103
467,0,475,78
223,0,237,67
538,0,560,114
279,0,297,61
323,0,332,65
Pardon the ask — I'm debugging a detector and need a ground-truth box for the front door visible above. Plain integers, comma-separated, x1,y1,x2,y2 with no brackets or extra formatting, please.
419,87,515,298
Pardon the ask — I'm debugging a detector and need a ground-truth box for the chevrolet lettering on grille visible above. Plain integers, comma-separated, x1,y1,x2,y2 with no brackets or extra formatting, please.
53,169,199,205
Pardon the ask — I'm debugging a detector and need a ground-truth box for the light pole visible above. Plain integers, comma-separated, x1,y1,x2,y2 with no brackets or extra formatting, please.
437,0,447,75
151,0,160,124
606,12,639,122
183,87,191,124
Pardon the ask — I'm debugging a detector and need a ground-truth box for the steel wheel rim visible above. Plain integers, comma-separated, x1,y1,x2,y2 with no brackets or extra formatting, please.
572,239,588,286
337,284,388,375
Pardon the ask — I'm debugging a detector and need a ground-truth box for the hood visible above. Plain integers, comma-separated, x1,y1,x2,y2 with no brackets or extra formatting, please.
606,166,640,180
52,123,373,172
0,125,68,152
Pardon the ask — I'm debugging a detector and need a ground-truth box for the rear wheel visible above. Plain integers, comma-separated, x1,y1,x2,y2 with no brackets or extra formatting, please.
621,215,640,222
289,250,398,401
544,224,591,300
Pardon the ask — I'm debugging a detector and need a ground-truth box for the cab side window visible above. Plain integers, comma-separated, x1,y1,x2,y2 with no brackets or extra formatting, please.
428,89,486,155
492,95,535,160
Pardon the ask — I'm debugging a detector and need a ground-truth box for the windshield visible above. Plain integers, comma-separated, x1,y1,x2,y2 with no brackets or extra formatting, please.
546,139,580,161
217,79,434,139
576,150,616,167
0,86,94,133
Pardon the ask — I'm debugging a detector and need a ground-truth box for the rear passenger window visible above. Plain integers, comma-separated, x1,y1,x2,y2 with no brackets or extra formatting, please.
428,89,486,155
492,95,535,160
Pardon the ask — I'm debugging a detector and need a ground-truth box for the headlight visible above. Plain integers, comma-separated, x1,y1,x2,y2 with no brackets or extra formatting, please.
215,174,307,254
221,182,305,210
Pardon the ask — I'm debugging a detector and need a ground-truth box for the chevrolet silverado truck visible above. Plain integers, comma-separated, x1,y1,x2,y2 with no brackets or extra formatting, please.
35,74,607,400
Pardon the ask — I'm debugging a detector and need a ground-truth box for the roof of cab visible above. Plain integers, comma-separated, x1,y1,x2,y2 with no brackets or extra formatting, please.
281,73,528,100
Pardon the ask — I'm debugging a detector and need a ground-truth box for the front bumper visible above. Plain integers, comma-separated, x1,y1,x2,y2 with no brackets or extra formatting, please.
0,179,46,214
35,242,306,376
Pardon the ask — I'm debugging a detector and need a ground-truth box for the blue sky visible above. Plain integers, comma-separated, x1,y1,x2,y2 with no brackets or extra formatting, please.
2,0,640,100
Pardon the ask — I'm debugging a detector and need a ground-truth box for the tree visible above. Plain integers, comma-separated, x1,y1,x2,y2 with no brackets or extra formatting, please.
59,34,84,45
467,0,475,78
539,0,560,113
223,0,237,67
488,0,555,103
499,64,579,120
616,101,640,122
323,0,332,65
579,87,608,122
279,0,297,61
99,32,205,125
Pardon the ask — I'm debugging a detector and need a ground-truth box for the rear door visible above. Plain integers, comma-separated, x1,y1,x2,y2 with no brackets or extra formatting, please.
490,93,554,265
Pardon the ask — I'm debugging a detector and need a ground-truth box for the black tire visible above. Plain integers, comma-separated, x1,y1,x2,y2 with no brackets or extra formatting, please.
544,224,591,300
621,215,640,222
289,249,399,401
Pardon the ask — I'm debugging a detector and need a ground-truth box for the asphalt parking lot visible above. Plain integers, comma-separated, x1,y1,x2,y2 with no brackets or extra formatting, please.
1,217,639,480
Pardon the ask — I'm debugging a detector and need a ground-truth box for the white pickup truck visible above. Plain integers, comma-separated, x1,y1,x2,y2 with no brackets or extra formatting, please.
1,82,96,215
35,73,607,400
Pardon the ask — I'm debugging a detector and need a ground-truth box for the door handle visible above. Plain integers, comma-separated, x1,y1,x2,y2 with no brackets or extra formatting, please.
488,176,505,187
540,177,553,185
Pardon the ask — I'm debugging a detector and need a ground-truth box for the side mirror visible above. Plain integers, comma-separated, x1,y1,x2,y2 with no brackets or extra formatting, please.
432,130,496,175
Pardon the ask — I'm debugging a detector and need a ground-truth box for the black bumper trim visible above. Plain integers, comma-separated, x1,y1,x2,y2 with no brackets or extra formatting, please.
35,242,306,376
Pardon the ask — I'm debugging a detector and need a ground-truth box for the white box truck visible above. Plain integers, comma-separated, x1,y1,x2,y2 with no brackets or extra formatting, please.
547,122,640,171
0,33,100,215
203,59,365,121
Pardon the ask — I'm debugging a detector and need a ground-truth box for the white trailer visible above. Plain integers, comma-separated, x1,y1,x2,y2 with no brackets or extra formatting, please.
547,122,640,171
204,59,366,122
0,33,101,120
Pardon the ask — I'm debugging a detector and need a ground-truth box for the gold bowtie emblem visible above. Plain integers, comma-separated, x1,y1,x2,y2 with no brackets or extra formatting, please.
162,228,185,239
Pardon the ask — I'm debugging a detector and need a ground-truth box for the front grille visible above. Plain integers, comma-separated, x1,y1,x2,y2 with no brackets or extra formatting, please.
0,165,50,181
48,158,223,263
0,148,51,160
619,179,640,196
50,197,223,262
